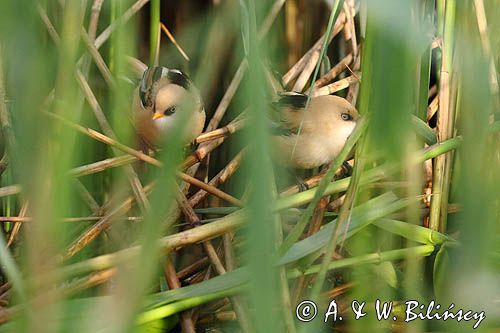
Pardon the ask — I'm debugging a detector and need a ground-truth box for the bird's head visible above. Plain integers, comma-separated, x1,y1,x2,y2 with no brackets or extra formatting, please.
137,67,203,124
312,95,360,134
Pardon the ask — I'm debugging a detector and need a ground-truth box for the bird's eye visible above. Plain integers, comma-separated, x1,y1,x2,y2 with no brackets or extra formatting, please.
164,106,176,116
341,113,352,121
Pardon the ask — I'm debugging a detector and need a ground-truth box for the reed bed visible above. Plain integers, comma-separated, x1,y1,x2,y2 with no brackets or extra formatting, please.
0,0,498,332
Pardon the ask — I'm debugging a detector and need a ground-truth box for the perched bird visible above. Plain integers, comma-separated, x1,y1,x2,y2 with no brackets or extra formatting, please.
132,66,205,149
271,92,360,169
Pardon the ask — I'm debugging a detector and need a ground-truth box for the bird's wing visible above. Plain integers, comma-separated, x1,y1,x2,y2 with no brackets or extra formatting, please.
269,92,309,134
268,119,298,137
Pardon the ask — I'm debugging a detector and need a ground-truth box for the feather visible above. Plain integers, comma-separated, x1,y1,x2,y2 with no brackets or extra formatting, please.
272,92,308,110
166,69,191,90
139,67,166,108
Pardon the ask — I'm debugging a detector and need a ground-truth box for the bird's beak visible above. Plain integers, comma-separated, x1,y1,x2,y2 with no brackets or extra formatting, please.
152,112,165,120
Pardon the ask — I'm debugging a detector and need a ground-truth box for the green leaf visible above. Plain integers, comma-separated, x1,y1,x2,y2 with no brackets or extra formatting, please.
145,268,247,309
239,0,250,57
373,218,453,245
411,115,437,145
371,261,398,289
279,192,413,265
433,243,450,300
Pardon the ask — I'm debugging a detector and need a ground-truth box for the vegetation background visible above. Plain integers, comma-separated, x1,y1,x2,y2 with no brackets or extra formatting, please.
0,0,498,332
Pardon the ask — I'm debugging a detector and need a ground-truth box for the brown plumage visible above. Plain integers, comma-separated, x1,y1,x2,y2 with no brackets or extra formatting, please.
132,67,206,148
271,93,360,169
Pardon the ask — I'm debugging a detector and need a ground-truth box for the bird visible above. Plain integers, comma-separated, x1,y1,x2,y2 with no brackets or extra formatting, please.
270,92,360,170
132,66,206,149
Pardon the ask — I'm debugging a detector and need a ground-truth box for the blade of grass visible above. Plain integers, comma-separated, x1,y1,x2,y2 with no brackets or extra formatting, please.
287,245,435,279
149,0,160,65
373,219,453,246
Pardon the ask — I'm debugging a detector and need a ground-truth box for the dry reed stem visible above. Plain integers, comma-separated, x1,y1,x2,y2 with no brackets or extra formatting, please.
195,118,246,144
203,0,284,133
198,311,237,324
427,94,439,121
314,53,353,88
283,12,347,88
343,1,358,58
183,138,225,169
160,22,190,61
0,185,21,198
35,134,464,285
164,258,197,333
205,60,248,133
45,111,241,205
312,73,360,97
64,182,155,259
0,266,118,325
428,84,438,98
0,48,21,246
324,282,354,299
0,2,403,328
74,1,113,221
59,268,117,298
327,194,346,211
69,155,137,177
201,298,231,315
291,195,330,305
0,283,11,302
259,0,286,40
177,257,210,280
6,201,28,247
88,0,105,41
94,0,150,50
473,0,500,107
0,216,144,223
176,190,228,275
68,0,281,230
78,0,104,96
346,51,362,105
189,150,245,207
37,3,114,217
0,154,7,177
56,209,246,282
79,29,115,88
178,173,242,207
292,13,347,92
37,5,60,46
185,266,212,285
65,173,240,259
176,188,251,332
279,173,326,196
185,111,245,169
430,0,455,232
74,70,150,212
73,179,101,213
223,233,236,271
1,2,286,328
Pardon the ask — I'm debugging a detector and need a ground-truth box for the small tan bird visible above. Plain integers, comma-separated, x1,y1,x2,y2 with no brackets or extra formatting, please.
271,92,360,169
132,66,205,149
